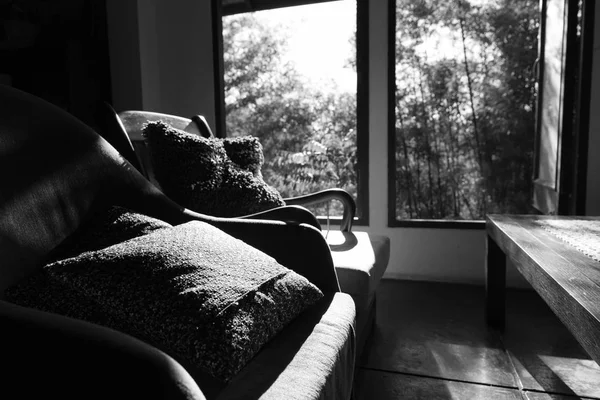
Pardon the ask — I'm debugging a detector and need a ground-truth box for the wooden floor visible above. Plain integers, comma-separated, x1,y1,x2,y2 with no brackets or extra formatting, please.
354,279,600,400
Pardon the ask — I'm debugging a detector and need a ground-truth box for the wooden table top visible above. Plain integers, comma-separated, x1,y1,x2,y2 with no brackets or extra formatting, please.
486,214,600,364
487,214,600,287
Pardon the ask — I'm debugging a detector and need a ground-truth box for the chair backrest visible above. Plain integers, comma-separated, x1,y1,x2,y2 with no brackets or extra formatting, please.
98,102,143,171
102,109,214,188
0,86,186,295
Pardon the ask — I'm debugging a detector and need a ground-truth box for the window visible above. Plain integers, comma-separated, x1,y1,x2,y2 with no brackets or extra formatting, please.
219,0,368,223
532,0,593,216
389,0,540,226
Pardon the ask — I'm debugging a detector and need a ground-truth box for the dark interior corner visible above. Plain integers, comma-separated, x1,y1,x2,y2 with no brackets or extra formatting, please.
1,0,111,130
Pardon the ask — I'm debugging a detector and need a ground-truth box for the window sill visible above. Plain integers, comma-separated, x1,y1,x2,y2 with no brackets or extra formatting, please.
316,217,485,230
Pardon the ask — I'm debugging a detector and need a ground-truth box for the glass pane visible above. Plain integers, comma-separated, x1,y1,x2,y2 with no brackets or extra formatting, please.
393,0,539,220
536,0,567,187
222,1,357,217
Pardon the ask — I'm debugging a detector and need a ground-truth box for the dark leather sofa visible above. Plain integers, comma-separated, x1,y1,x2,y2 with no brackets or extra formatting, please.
0,85,356,400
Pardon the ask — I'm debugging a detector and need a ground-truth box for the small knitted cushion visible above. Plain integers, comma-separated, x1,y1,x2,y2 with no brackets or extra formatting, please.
143,121,285,217
223,136,264,176
5,220,323,383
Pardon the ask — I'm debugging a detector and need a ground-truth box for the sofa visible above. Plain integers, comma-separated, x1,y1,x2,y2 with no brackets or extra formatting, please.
0,85,356,399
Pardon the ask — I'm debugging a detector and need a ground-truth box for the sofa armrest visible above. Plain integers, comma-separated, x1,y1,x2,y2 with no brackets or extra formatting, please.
180,209,340,294
116,185,339,293
238,205,321,231
117,179,322,231
283,188,356,232
0,300,206,400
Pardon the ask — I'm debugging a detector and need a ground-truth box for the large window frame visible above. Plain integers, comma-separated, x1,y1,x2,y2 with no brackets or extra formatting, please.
385,0,594,230
213,0,370,226
532,0,594,216
386,0,484,230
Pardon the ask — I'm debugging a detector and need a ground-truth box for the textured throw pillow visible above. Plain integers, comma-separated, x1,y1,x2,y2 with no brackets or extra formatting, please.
143,121,285,217
6,220,323,383
222,135,265,176
48,205,172,262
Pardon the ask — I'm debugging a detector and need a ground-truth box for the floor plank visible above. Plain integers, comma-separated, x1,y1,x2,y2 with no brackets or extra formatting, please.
523,391,597,400
360,280,518,387
359,279,600,399
354,369,523,400
504,289,600,398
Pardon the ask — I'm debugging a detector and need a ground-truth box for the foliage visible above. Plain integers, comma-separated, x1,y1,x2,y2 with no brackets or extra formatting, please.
393,0,538,219
222,0,538,220
223,13,357,216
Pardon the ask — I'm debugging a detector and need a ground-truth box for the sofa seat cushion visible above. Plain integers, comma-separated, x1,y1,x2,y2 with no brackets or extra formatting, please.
5,220,323,384
216,292,356,400
326,231,390,312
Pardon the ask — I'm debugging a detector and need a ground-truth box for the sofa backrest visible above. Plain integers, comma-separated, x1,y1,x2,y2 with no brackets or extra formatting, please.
0,86,181,295
0,86,341,298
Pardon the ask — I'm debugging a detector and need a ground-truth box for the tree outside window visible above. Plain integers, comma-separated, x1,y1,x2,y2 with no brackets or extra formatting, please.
222,1,359,218
392,0,539,221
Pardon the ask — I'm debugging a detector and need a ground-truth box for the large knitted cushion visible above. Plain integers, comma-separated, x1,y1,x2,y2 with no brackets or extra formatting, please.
143,121,285,217
5,220,323,383
48,205,173,261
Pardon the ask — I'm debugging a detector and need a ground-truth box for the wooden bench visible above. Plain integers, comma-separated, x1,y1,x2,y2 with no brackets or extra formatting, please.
485,214,600,365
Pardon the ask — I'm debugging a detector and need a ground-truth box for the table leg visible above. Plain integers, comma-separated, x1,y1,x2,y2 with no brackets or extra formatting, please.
485,234,506,331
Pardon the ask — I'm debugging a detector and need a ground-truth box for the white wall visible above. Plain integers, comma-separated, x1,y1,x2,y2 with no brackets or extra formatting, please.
106,0,218,130
106,0,145,111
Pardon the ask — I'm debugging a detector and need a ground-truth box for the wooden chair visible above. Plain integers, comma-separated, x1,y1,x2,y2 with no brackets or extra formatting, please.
99,105,357,232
